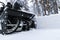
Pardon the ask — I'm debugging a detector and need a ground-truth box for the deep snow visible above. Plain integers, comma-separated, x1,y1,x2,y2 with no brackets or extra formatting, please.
36,9,60,29
0,0,60,40
0,29,60,40
0,11,60,40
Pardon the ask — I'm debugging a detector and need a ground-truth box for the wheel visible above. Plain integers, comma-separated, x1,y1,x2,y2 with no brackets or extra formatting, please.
5,19,19,34
16,20,24,32
2,15,20,34
21,20,30,31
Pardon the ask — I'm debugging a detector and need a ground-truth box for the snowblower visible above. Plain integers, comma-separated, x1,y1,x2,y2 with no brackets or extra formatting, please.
0,2,36,35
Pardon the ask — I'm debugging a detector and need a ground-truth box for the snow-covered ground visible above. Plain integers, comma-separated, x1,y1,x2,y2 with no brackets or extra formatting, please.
36,9,60,29
36,14,60,29
0,12,60,40
0,29,60,40
0,0,60,40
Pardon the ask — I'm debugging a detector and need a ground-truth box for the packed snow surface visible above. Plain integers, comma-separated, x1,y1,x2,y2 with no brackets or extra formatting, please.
0,29,60,40
0,0,60,40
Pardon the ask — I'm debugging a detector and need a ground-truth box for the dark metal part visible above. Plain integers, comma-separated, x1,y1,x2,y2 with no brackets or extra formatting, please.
0,6,35,35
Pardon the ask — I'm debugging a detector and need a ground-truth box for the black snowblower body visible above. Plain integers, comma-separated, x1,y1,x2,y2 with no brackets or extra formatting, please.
0,2,36,35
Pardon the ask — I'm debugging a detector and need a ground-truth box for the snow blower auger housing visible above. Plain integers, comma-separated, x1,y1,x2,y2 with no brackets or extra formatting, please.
0,2,36,35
